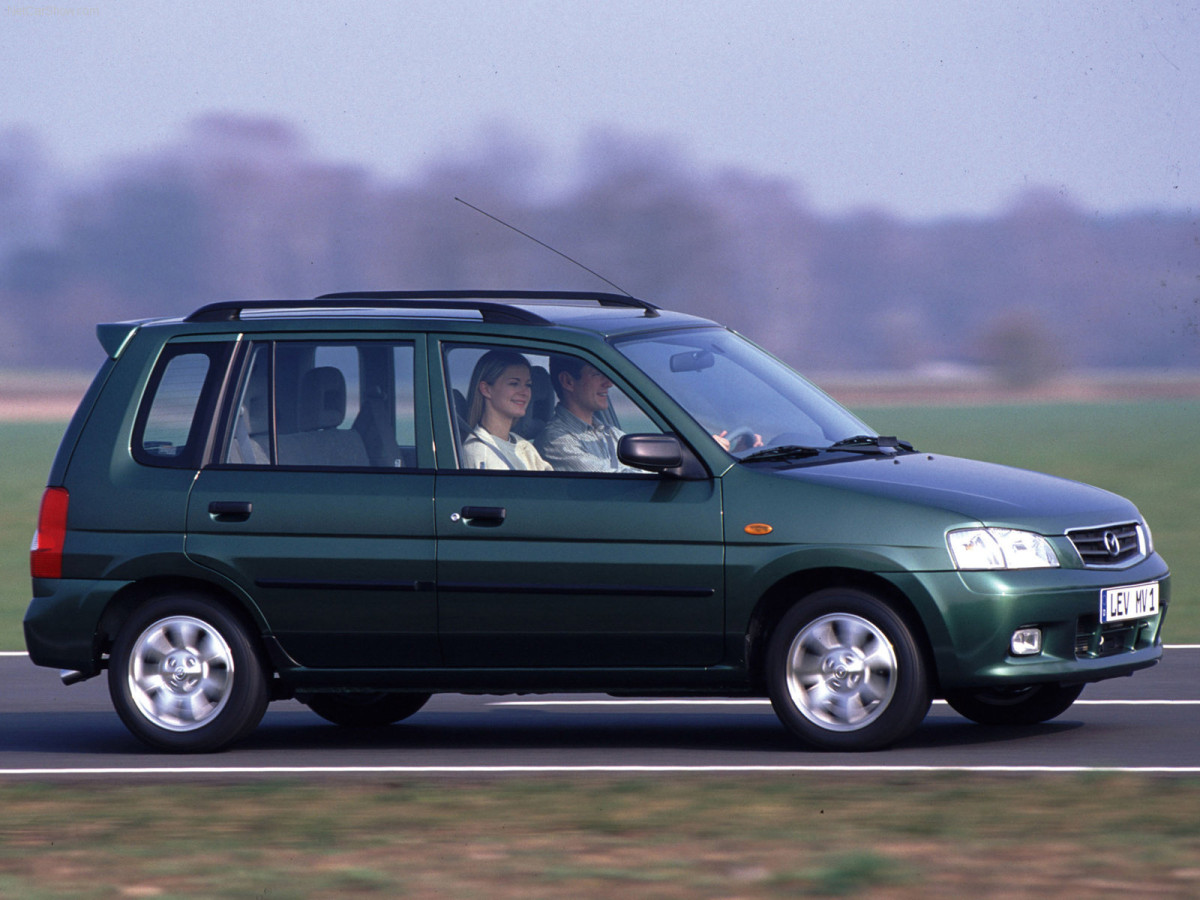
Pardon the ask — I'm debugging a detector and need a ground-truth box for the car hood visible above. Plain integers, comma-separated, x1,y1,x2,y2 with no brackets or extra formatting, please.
774,452,1139,532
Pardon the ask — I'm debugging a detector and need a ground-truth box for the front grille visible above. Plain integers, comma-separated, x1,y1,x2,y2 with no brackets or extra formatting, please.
1067,522,1145,568
1075,614,1159,658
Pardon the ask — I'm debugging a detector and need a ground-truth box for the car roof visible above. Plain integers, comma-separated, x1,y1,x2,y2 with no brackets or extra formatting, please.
188,290,664,323
104,291,721,353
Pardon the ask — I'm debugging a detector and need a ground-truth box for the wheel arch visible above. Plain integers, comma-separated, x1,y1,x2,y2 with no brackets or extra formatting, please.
745,567,939,695
97,576,271,671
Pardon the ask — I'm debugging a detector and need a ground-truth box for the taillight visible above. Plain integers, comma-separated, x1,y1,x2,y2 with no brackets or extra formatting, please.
30,487,69,579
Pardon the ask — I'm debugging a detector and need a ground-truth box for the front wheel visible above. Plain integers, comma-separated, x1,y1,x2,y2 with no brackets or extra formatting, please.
945,683,1084,726
766,589,931,751
108,594,269,753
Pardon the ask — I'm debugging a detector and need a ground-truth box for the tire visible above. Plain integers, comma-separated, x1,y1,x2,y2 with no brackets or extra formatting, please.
945,683,1084,726
766,588,931,751
108,593,269,753
299,692,431,728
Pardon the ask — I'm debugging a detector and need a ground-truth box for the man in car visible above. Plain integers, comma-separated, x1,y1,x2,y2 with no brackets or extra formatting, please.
536,356,643,473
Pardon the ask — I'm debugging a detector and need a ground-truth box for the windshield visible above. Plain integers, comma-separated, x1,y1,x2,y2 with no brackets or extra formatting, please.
614,327,873,458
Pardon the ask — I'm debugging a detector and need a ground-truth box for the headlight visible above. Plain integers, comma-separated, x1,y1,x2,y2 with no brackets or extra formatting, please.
947,528,1059,570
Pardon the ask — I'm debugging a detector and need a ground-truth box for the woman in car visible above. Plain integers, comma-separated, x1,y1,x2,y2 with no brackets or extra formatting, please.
461,349,555,471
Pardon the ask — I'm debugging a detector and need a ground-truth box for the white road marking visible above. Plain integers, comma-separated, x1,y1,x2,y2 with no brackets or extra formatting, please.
2,764,1200,777
492,699,772,707
490,698,1200,708
1073,699,1200,705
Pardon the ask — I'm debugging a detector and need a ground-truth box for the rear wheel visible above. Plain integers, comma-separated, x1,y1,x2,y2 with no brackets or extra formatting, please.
766,588,931,751
945,683,1084,726
108,594,269,753
299,692,431,727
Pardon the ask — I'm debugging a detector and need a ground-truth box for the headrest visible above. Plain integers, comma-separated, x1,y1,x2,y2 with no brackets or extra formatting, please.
530,365,553,421
513,365,554,440
297,366,347,431
243,364,270,435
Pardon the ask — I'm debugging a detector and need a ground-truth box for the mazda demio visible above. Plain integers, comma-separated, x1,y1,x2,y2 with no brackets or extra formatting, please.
25,291,1169,752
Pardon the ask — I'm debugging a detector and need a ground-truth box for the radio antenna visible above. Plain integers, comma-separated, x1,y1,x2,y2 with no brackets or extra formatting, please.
455,197,633,297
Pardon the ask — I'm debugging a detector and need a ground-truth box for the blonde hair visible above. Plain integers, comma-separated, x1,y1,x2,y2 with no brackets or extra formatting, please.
466,349,532,428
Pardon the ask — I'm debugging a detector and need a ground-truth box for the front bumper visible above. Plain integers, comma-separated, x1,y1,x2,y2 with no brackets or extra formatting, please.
892,554,1170,691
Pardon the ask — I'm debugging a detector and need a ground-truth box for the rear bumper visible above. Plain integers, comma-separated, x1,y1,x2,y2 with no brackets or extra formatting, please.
23,577,123,676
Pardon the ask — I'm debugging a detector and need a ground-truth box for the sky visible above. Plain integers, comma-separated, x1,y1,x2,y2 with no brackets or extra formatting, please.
2,0,1199,219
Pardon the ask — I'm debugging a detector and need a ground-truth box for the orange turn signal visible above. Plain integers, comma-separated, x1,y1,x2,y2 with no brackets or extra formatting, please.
744,523,773,536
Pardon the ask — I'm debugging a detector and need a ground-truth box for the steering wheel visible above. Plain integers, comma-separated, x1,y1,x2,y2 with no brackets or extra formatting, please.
723,427,760,454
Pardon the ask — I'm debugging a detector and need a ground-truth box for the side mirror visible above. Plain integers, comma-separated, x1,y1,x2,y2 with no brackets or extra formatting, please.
618,434,683,472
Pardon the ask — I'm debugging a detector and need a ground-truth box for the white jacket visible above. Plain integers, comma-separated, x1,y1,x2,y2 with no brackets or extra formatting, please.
461,426,554,471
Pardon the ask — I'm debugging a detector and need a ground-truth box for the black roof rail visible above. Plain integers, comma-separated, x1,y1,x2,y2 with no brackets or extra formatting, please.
185,290,660,324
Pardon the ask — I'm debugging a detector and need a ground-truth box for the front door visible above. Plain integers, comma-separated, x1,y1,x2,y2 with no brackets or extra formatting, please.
434,340,725,668
435,472,725,667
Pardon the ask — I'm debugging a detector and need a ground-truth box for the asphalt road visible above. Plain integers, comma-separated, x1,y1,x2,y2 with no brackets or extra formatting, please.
2,649,1197,775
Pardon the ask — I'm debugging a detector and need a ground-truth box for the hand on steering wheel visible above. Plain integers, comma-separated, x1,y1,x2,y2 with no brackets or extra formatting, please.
715,427,763,453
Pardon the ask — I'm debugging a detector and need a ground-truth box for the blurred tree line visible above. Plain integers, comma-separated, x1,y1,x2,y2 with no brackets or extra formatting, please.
1,114,1197,377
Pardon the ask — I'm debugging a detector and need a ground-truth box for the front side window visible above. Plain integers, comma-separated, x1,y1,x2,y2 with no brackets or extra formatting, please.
224,340,416,469
443,344,662,473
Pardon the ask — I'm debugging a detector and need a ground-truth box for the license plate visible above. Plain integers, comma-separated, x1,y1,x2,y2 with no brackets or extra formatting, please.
1100,581,1159,624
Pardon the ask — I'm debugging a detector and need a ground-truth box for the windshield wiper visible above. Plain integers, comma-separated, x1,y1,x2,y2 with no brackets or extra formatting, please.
739,444,822,463
826,435,915,454
740,436,916,465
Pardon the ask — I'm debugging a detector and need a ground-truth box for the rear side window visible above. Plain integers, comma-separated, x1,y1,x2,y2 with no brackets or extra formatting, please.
222,339,418,469
134,342,232,468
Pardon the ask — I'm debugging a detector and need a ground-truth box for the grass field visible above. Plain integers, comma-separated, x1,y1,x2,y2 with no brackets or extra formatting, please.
1,400,1193,649
1,776,1199,897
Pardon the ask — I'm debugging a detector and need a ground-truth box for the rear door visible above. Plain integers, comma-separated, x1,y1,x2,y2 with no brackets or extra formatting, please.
186,334,439,668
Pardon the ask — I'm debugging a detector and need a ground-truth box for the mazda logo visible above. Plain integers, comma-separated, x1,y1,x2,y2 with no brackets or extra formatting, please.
1103,530,1122,557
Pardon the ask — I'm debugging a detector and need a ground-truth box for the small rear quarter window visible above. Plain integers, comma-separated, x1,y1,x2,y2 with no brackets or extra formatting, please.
134,343,230,467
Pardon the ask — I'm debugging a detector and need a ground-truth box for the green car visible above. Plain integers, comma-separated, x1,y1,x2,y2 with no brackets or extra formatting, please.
25,291,1169,752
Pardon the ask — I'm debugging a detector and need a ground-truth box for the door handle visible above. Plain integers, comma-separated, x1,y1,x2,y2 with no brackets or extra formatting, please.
209,500,253,522
454,506,507,526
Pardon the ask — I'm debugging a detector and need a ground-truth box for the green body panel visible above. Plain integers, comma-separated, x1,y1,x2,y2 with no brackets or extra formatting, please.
924,565,1169,685
51,329,207,543
45,357,118,486
25,578,127,674
435,471,724,667
721,452,1168,690
185,468,438,667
